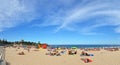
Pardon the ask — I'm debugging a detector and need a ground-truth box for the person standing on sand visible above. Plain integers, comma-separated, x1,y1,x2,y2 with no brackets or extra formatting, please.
27,46,30,52
27,47,30,52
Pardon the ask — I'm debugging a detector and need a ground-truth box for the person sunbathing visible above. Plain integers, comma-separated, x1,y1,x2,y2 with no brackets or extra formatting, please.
81,51,90,56
56,51,61,56
18,51,25,55
68,50,77,55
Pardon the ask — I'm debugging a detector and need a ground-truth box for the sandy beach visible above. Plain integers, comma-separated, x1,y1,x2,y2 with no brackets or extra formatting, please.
1,0,120,65
5,47,120,65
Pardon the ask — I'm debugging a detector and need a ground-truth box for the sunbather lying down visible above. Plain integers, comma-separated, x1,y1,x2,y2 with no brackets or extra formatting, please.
18,51,25,55
46,51,61,56
68,50,77,55
81,51,94,56
81,51,90,56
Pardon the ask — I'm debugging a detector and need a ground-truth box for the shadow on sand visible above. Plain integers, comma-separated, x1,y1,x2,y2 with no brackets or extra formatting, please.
6,62,10,65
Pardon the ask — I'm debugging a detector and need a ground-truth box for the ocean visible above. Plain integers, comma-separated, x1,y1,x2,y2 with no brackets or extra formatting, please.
49,45,120,48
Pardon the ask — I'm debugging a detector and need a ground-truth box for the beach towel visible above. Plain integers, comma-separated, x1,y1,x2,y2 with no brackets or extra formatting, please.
81,58,93,63
80,54,94,56
89,54,94,56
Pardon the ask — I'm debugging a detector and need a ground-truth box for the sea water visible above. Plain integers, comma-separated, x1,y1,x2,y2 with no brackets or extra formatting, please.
49,45,120,48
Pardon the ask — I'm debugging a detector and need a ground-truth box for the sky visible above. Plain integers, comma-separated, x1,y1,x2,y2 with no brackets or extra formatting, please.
0,0,120,45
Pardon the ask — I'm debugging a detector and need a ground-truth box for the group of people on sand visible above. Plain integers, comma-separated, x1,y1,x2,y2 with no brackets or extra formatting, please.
46,47,92,57
68,49,77,55
80,51,93,63
16,46,32,55
84,48,100,51
104,48,119,51
46,48,65,56
45,47,93,63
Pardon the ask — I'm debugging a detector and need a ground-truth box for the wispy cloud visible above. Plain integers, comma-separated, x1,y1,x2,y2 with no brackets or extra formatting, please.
0,0,120,35
52,0,120,35
0,0,38,32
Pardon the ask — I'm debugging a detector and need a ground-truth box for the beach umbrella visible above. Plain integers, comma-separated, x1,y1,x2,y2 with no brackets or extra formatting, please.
71,47,77,49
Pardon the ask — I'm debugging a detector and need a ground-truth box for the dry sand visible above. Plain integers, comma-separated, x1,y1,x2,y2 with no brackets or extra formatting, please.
5,47,120,65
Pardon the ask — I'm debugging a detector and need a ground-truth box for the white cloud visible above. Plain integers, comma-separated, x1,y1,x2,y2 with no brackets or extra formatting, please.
0,0,38,32
53,0,120,34
0,0,74,32
0,0,120,35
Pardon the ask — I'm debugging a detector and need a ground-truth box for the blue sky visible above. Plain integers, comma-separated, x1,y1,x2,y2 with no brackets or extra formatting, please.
0,0,120,45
